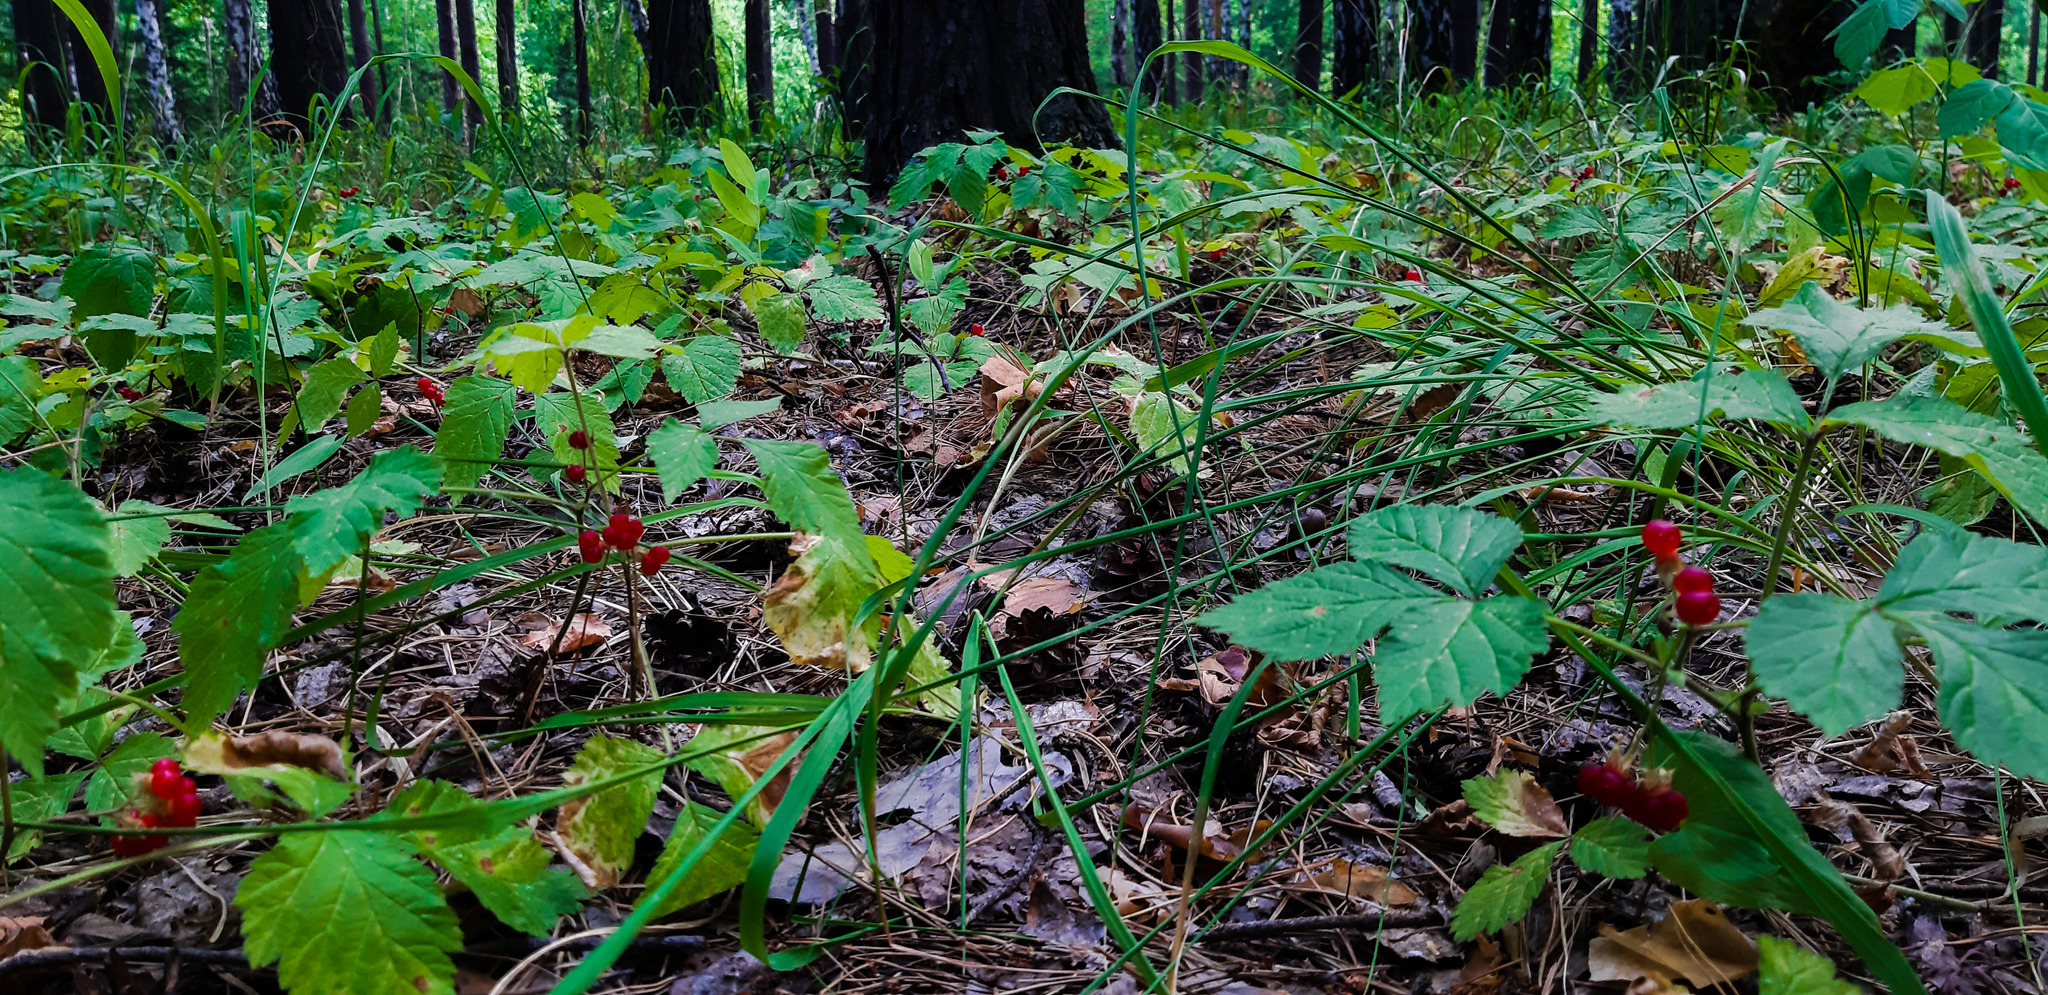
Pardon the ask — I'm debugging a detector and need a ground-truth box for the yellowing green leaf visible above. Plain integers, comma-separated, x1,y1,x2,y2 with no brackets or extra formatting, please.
1463,769,1568,837
556,734,663,887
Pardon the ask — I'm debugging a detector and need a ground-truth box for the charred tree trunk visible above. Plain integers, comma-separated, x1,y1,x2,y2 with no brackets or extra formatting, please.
1577,0,1598,81
1294,0,1324,88
1408,0,1477,89
857,0,1117,188
13,0,72,132
1183,0,1205,101
645,0,719,127
64,0,118,120
269,0,351,129
1330,0,1376,96
572,0,593,142
136,0,183,146
746,0,774,124
346,0,381,117
1483,0,1549,86
456,0,482,132
1607,0,1641,94
1113,0,1132,87
436,0,460,118
495,0,520,116
816,0,838,78
1135,0,1164,97
1965,0,2004,76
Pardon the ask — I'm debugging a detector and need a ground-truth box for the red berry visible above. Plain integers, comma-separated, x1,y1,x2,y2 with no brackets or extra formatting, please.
339,185,358,198
1580,165,1595,178
1671,566,1714,594
640,545,671,576
169,793,203,826
1634,787,1688,831
417,377,443,405
2004,177,2022,190
608,513,643,549
1016,166,1030,177
116,385,142,401
1640,519,1682,558
150,757,180,777
148,763,184,800
1578,763,1633,807
1675,589,1722,626
1405,268,1423,282
565,463,587,484
568,430,590,450
1209,248,1227,261
968,323,986,337
995,166,1009,179
578,529,605,564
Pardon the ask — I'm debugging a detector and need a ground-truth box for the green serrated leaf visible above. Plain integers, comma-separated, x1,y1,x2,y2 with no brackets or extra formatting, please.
284,447,443,579
1588,369,1811,431
1196,561,1441,661
173,523,304,724
1758,935,1861,995
1743,282,1948,381
253,435,343,494
750,292,807,354
237,830,463,995
297,357,366,429
1646,733,1831,917
804,275,885,322
85,731,177,815
742,440,865,545
1451,841,1560,940
645,800,760,916
344,383,383,438
557,734,663,886
1374,595,1549,719
6,771,85,863
1915,617,2048,782
647,418,718,504
697,398,781,429
106,499,173,577
0,469,115,771
1349,505,1523,597
432,826,586,936
432,375,518,495
61,244,156,325
661,334,743,403
1828,396,2048,525
533,391,620,493
1571,816,1651,878
1746,593,1903,736
1876,524,2048,621
366,322,401,376
1463,769,1567,837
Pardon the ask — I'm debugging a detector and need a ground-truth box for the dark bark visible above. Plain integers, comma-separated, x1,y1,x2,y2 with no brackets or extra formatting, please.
1606,0,1640,94
1577,0,1598,80
347,0,381,117
645,0,719,126
224,0,280,119
371,0,389,108
1882,20,1916,65
816,0,838,77
2030,3,2040,86
1329,0,1375,96
1483,0,1549,86
64,0,117,117
1135,0,1164,97
456,0,482,132
1408,0,1478,89
1183,0,1205,101
269,0,351,129
436,0,460,117
1965,0,2003,76
572,0,593,142
1113,0,1132,87
136,0,183,146
838,0,872,129
1294,0,1324,88
856,0,1118,188
1746,0,1852,107
12,0,70,132
495,0,519,115
746,0,774,124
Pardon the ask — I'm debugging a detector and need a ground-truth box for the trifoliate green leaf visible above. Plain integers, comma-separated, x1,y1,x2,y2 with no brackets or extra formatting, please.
1742,282,1946,381
1571,816,1651,879
1196,561,1442,661
647,418,718,504
1451,841,1560,940
661,334,743,403
645,800,761,916
1875,525,2048,622
431,375,518,495
296,357,366,429
1373,595,1549,720
1588,369,1811,432
283,446,443,579
1348,504,1524,597
61,243,156,323
1829,395,2048,525
556,734,663,887
1916,617,2048,782
1746,593,1903,736
237,830,462,995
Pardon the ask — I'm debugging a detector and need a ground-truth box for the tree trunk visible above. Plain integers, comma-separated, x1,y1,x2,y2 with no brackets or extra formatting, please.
269,0,351,129
856,0,1117,188
2030,2,2040,86
1294,0,1324,88
225,0,280,119
1113,0,1131,87
1577,0,1598,80
1965,0,2003,76
371,0,389,111
746,0,774,125
1746,0,1851,108
1483,0,1549,86
456,0,482,132
1135,0,1164,98
837,0,872,126
573,0,593,142
64,0,117,119
347,0,381,117
645,0,719,126
797,0,820,75
13,0,71,132
436,0,460,117
1881,20,1915,65
1407,0,1477,89
816,0,837,77
1330,0,1375,96
495,0,519,116
1607,0,1640,94
135,0,183,147
1183,0,1205,101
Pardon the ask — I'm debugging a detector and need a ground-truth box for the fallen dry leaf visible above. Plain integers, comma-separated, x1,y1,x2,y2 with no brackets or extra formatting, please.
186,730,347,780
521,612,614,654
1121,803,1270,864
1470,769,1569,838
1810,792,1906,880
1589,900,1759,991
999,577,1088,617
979,355,1039,415
1297,858,1419,905
0,916,56,960
1850,710,1931,776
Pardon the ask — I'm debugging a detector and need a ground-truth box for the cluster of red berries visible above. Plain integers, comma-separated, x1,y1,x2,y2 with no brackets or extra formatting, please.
418,377,445,407
2004,176,2023,194
579,513,670,576
338,185,360,199
564,429,595,483
1569,164,1596,191
1641,519,1721,625
112,758,204,857
114,385,143,402
1578,759,1688,831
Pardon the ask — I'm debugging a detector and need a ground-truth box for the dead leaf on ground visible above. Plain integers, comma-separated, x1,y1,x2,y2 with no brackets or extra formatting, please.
1414,799,1483,837
1589,900,1759,991
1121,803,1271,864
0,916,56,959
520,612,613,653
1195,645,1287,709
1809,792,1907,880
1850,711,1931,776
999,577,1089,617
448,286,487,316
979,355,1040,415
1296,858,1419,905
1431,934,1506,995
1470,769,1569,838
186,730,347,780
